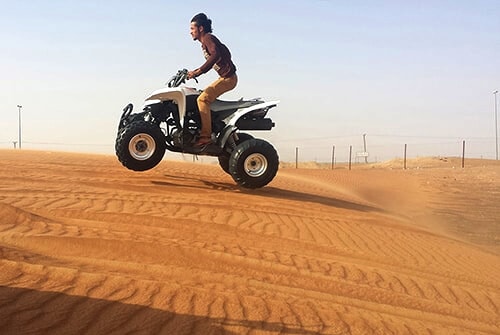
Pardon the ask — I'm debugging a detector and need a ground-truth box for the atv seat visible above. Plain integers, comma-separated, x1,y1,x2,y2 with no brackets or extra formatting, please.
211,98,261,113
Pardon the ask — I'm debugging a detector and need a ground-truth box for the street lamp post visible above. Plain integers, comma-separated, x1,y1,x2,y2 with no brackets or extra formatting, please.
494,91,498,160
17,105,22,149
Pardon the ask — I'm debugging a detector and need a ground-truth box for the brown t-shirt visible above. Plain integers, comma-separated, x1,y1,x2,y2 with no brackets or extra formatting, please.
198,34,236,78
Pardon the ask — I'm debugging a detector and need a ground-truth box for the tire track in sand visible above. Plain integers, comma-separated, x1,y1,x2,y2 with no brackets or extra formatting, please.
0,150,499,334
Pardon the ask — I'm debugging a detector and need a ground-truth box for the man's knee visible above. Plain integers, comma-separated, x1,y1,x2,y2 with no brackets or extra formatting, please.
199,86,217,103
197,93,211,105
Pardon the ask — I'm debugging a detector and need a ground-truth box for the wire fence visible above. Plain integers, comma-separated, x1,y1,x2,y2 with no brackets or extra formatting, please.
0,140,112,152
1,135,498,169
272,135,498,169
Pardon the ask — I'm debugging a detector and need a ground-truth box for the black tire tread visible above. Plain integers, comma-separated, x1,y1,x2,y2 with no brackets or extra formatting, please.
218,133,254,174
229,138,279,189
115,121,166,171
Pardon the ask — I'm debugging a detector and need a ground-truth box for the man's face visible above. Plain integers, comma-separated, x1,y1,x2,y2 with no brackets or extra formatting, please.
190,22,202,41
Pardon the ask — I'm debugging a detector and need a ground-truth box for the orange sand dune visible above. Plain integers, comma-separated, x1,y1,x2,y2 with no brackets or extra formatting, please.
0,150,498,334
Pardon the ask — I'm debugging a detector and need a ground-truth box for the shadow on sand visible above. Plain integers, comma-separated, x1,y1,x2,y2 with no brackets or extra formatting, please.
0,286,339,335
152,173,381,213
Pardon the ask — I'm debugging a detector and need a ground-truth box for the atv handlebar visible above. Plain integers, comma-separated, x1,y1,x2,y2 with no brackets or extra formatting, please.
166,69,198,88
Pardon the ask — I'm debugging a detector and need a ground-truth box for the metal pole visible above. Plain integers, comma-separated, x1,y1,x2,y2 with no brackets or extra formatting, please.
331,145,335,170
462,140,466,168
404,144,407,170
349,145,352,170
295,147,298,169
363,133,368,163
17,105,22,149
494,90,498,160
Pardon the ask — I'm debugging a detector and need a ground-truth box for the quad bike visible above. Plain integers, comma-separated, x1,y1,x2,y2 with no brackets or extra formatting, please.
115,69,280,189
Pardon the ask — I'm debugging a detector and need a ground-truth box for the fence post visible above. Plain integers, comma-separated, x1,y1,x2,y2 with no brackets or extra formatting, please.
331,145,335,170
404,144,407,170
295,147,298,169
462,140,466,168
349,145,352,170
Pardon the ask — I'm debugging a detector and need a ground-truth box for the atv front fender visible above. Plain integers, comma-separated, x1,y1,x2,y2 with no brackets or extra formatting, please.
218,125,237,149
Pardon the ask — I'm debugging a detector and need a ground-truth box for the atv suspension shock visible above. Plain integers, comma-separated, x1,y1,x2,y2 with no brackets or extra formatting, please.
228,133,237,150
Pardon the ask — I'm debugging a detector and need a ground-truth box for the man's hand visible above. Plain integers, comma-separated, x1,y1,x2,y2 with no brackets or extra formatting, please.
187,69,200,79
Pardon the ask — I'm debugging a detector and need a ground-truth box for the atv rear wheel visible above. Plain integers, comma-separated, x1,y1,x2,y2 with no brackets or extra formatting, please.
115,121,166,171
218,133,254,174
229,138,279,189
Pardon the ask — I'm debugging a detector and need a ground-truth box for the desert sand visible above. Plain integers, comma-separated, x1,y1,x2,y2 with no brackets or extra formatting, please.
0,149,498,334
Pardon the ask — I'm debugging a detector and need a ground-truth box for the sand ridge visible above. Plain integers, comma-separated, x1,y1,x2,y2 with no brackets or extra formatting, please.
0,150,499,334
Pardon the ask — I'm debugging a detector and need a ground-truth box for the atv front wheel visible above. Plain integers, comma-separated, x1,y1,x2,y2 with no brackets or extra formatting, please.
115,121,166,171
229,139,279,189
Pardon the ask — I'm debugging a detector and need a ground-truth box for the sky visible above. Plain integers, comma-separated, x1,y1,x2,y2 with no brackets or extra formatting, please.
1,0,499,162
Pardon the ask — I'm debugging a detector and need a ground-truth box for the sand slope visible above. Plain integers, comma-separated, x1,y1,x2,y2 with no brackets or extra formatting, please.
0,150,498,334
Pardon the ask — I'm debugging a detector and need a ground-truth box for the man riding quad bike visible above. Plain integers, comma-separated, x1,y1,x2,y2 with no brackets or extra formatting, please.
115,69,280,189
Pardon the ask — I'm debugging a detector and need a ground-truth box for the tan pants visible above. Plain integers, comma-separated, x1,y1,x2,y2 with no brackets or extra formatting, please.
197,74,238,138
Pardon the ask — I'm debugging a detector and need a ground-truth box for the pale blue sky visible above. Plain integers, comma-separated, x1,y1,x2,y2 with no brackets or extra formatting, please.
1,0,499,161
